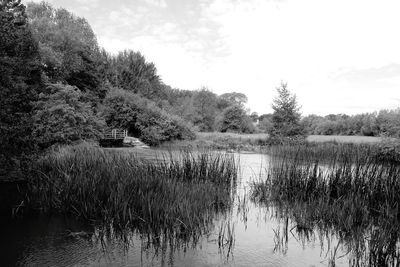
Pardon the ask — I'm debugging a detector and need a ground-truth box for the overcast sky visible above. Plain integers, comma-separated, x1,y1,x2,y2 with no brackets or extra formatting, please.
28,0,400,115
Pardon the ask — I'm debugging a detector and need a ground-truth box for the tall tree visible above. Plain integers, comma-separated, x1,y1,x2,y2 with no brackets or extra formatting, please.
0,0,42,171
26,2,101,95
190,88,218,131
218,92,248,109
104,50,165,100
270,82,303,136
218,104,255,133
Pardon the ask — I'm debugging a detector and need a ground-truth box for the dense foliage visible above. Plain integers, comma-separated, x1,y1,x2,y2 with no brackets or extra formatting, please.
33,83,105,148
217,104,255,133
0,0,42,172
103,88,195,145
27,2,102,95
301,109,400,137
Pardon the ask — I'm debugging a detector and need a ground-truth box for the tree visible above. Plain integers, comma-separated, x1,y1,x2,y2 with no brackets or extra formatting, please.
270,82,303,136
190,88,218,131
218,92,248,109
377,109,400,138
0,0,42,171
33,83,106,148
104,50,165,100
258,114,273,133
250,112,259,122
103,88,195,145
218,104,255,133
27,2,102,95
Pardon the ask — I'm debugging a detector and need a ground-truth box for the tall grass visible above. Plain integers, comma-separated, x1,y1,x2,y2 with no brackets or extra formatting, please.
27,144,238,245
254,144,400,219
265,141,400,164
162,132,270,151
252,143,400,266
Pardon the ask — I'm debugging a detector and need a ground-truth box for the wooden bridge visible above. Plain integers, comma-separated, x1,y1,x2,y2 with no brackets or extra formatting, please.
99,129,128,147
100,129,148,148
102,129,128,140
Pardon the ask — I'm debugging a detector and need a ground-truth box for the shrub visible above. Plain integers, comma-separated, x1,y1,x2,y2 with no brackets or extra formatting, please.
33,83,106,148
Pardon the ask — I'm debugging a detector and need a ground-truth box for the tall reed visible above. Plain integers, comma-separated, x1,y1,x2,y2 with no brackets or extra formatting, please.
27,144,238,245
252,143,400,266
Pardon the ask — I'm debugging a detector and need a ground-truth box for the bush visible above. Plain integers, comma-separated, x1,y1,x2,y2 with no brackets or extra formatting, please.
33,83,106,148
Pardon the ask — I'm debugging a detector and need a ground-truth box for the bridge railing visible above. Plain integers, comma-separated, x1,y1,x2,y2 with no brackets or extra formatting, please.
102,129,128,140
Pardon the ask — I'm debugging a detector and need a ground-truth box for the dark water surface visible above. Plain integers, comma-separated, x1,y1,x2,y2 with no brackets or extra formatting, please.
0,151,360,266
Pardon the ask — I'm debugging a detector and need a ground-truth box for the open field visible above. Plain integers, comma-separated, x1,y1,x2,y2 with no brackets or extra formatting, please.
165,132,387,150
162,132,270,150
306,135,383,143
196,132,269,140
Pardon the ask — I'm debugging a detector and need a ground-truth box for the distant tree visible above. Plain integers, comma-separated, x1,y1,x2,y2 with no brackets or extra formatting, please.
190,88,218,131
218,92,248,110
33,83,106,148
270,82,303,136
258,114,273,133
0,0,42,170
301,114,323,134
250,112,259,122
377,109,400,138
218,104,255,133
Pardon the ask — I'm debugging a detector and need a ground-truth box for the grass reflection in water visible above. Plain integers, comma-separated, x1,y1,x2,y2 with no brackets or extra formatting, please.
252,144,400,266
27,143,238,256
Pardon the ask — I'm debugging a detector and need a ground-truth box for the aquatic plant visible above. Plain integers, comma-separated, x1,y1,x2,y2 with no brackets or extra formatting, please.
252,143,400,266
27,143,238,246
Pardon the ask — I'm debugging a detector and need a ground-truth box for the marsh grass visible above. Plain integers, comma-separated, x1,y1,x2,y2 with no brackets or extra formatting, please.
162,132,270,151
27,143,238,247
252,143,400,266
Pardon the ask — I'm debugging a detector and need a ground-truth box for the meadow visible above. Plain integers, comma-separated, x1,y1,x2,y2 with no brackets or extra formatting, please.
307,135,383,143
162,132,269,150
162,132,393,152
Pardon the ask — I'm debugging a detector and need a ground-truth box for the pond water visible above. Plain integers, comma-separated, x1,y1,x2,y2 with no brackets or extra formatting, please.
0,150,381,266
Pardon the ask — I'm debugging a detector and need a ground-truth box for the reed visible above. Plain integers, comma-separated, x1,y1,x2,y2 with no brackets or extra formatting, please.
252,143,400,266
255,144,400,212
27,143,238,245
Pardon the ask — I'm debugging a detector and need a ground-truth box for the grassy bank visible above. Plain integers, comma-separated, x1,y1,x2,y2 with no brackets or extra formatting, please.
162,132,270,151
306,135,383,143
161,132,398,153
27,144,238,242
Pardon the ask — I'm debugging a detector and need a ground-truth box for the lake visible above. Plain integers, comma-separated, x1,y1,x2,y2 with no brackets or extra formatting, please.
0,149,391,266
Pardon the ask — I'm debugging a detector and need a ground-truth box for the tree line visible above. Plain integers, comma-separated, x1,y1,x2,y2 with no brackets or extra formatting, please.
0,1,256,170
258,88,400,138
1,1,399,173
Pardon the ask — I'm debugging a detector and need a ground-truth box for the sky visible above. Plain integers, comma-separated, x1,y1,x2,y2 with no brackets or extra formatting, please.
27,0,400,115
